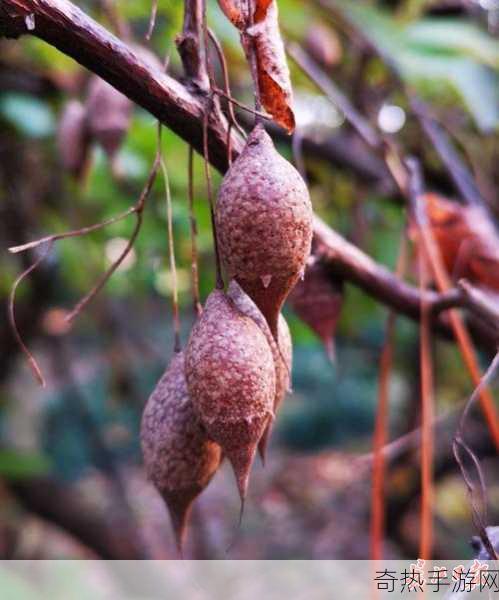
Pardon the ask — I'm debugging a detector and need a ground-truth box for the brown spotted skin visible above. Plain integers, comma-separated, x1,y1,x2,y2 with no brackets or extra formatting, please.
216,124,313,337
140,351,222,553
227,280,291,404
227,280,292,462
185,289,275,500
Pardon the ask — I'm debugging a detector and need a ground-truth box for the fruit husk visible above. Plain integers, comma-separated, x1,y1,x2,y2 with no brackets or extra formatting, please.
216,124,313,338
227,280,293,463
288,260,343,362
57,99,91,181
85,76,133,159
185,289,275,502
140,351,222,554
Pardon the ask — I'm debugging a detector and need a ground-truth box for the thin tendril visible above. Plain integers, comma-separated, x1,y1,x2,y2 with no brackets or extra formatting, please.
188,146,202,316
160,151,182,353
201,0,224,290
8,242,54,386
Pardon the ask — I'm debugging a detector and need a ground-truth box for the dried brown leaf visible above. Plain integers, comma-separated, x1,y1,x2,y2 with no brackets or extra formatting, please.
216,0,245,29
245,2,295,132
413,194,499,293
254,0,273,23
217,0,295,132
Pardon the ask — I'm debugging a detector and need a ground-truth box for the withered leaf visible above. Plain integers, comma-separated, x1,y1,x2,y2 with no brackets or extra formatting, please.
254,0,273,22
216,0,245,29
217,0,295,133
414,193,499,292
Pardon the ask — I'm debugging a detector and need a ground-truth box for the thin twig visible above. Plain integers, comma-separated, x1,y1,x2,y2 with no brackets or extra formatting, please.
201,0,224,290
207,27,247,146
187,146,202,316
8,242,53,386
8,207,136,254
66,152,161,323
146,0,158,41
410,98,487,210
287,42,381,149
160,151,182,353
370,234,408,560
418,241,435,560
212,88,271,121
452,350,499,560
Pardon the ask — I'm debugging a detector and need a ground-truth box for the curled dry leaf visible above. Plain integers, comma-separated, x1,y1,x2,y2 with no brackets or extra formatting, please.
217,0,295,132
57,99,91,181
227,280,292,463
140,351,222,553
415,193,499,292
185,289,275,502
288,260,344,362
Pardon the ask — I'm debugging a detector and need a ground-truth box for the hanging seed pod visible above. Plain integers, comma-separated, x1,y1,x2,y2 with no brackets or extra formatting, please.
57,100,91,181
185,289,275,502
216,124,313,338
288,260,343,362
305,23,342,69
258,313,292,461
85,76,133,160
227,280,292,462
140,351,222,553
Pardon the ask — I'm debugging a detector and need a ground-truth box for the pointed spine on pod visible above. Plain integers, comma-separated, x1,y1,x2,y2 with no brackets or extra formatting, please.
140,351,222,554
215,124,313,338
185,289,275,502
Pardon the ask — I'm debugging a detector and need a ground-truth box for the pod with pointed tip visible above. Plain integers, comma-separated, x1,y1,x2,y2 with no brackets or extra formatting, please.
227,280,292,462
85,76,133,159
185,289,275,502
140,351,222,554
216,124,313,338
289,261,343,362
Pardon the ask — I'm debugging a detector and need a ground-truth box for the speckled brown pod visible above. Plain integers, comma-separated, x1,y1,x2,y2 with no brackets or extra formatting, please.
85,76,132,159
57,100,91,180
216,124,313,338
185,289,275,501
289,261,343,362
227,280,292,462
140,351,222,553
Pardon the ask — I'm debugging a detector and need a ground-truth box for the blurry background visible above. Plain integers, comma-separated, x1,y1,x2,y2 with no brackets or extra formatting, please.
0,0,498,559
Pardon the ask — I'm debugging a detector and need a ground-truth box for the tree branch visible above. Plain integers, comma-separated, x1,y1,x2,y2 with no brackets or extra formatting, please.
1,0,497,349
0,0,242,173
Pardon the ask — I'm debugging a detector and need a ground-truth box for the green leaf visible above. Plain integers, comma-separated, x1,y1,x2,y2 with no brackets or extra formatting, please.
0,450,52,480
406,19,499,68
0,94,55,138
329,0,499,131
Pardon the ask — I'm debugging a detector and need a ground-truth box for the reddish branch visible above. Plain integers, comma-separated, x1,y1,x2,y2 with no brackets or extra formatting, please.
0,0,497,346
